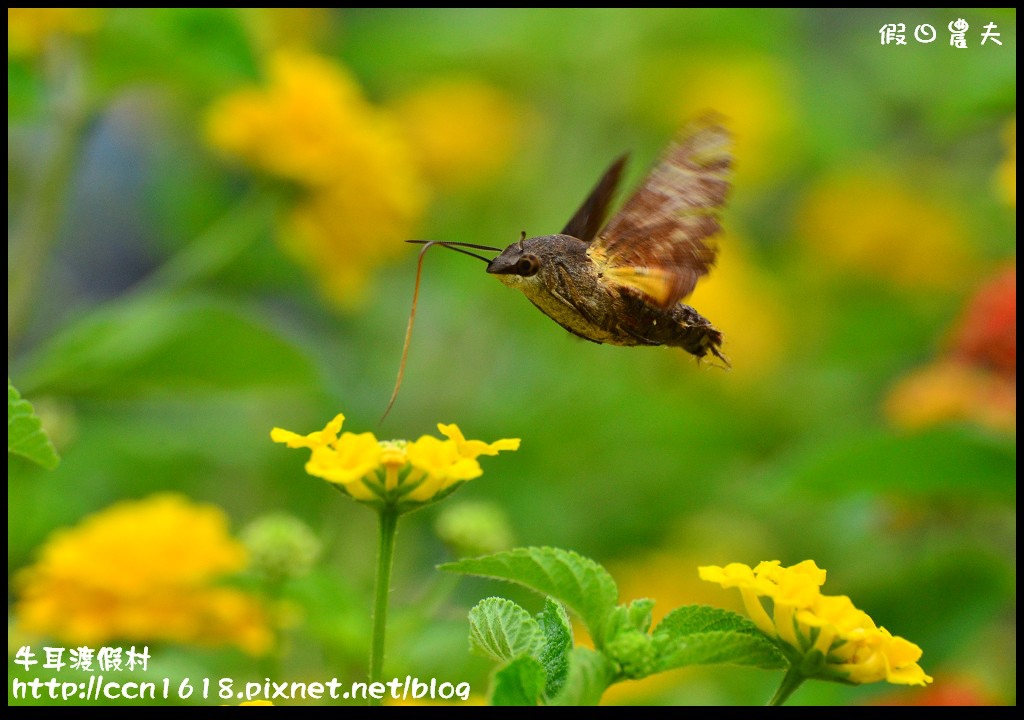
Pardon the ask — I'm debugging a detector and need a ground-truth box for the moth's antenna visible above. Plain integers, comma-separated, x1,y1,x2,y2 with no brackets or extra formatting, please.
405,239,498,263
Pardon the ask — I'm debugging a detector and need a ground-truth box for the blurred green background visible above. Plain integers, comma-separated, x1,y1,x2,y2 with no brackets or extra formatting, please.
8,8,1015,706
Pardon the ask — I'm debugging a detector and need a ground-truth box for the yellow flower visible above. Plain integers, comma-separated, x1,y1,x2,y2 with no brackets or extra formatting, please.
997,118,1015,208
205,50,427,309
796,171,975,290
699,560,933,687
393,78,533,190
7,8,100,58
241,7,337,55
280,177,424,307
271,414,518,510
438,422,521,458
13,494,272,656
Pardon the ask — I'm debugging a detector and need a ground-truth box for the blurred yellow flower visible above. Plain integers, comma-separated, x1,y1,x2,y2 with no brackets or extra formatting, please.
280,177,424,307
205,50,427,308
7,8,100,58
241,7,336,54
686,236,788,380
271,413,519,509
997,118,1015,208
643,53,798,185
393,78,531,190
796,172,975,290
14,494,272,656
699,560,932,687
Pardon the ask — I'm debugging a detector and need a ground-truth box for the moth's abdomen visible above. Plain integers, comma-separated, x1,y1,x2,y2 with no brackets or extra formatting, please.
664,304,726,363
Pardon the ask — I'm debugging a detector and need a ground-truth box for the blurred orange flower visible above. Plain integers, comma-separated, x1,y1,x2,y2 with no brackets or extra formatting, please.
884,360,1015,432
947,265,1015,376
885,266,1015,432
14,494,272,656
869,675,1000,706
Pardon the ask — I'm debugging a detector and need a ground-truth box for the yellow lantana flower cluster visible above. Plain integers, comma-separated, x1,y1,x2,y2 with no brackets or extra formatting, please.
14,494,272,656
205,50,427,308
699,560,933,687
271,414,519,509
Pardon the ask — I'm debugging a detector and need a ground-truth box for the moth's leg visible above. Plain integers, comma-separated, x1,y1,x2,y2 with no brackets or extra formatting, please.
614,323,661,346
527,298,603,345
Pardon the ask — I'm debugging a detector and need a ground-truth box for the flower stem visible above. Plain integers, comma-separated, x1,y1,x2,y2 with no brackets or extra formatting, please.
368,508,399,705
768,664,807,706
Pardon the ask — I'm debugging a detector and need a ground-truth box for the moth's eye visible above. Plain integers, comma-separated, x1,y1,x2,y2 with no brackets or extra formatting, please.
516,254,541,277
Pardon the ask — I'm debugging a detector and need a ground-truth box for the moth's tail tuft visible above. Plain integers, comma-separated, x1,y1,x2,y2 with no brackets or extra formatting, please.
672,305,729,368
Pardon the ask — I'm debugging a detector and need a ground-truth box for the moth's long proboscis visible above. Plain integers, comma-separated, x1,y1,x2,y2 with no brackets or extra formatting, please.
381,243,435,423
381,240,495,422
381,241,502,423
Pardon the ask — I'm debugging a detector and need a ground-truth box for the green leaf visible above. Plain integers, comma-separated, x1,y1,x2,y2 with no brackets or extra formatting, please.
546,647,615,706
469,597,544,663
651,605,786,671
536,599,572,699
442,547,619,641
654,604,763,635
490,655,546,706
8,380,60,470
14,295,317,397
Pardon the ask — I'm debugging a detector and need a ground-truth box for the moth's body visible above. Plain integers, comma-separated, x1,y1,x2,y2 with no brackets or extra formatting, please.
488,234,722,357
384,117,732,419
484,117,732,363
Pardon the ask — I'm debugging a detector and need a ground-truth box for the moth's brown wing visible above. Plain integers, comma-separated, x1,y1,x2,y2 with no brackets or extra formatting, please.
589,116,732,310
561,154,628,243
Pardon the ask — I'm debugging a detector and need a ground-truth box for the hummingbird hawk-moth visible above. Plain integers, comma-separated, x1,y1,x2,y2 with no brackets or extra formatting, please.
384,116,732,420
